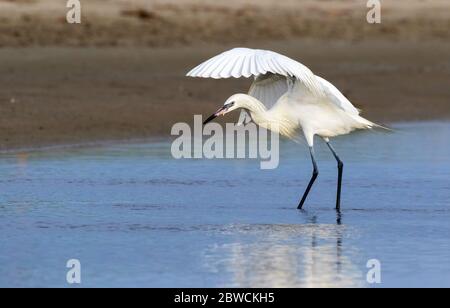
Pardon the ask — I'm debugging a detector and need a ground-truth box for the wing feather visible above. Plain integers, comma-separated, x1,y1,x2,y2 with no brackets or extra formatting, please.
218,54,239,78
187,47,324,97
231,55,246,78
241,54,251,77
267,57,282,75
248,74,288,109
209,55,232,79
315,76,360,115
188,56,215,76
249,54,258,75
187,48,360,117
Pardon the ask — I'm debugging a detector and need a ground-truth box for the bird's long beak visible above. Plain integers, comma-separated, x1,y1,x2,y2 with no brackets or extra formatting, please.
203,103,233,125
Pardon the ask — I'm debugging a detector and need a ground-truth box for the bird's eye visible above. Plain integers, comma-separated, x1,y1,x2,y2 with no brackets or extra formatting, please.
224,101,234,109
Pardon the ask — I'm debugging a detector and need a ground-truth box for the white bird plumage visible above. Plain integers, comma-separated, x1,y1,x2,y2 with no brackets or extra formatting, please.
187,47,384,210
187,47,324,96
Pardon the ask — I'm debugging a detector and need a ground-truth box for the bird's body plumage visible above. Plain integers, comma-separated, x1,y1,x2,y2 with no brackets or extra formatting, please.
187,47,385,210
187,47,378,146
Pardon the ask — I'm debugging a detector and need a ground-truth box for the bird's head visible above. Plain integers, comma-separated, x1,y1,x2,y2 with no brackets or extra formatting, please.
203,94,249,124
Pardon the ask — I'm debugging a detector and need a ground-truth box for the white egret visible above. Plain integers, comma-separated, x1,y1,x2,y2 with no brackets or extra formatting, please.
187,48,385,210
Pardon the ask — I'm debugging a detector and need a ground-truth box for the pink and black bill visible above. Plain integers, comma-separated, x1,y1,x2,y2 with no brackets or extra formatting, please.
203,102,235,125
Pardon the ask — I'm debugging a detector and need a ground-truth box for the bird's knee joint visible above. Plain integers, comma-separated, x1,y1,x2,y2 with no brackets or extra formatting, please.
338,161,344,169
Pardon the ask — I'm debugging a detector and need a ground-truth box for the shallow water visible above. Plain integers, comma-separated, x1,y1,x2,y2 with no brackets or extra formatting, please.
0,122,449,288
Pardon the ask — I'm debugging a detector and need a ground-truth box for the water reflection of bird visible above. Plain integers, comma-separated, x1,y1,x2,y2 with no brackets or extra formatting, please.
188,48,387,210
15,153,29,176
204,216,365,287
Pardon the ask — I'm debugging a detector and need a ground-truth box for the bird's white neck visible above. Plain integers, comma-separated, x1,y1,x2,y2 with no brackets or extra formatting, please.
239,95,268,121
238,95,297,138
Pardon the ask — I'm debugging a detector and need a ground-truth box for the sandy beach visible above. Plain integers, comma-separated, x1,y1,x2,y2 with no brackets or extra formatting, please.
0,0,449,150
1,0,449,47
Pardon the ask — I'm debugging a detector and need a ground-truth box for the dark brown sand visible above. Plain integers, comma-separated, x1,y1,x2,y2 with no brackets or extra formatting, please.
0,1,449,150
0,40,449,151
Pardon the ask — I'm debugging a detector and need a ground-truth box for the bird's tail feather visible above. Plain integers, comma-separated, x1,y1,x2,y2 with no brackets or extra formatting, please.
354,115,392,132
371,122,393,131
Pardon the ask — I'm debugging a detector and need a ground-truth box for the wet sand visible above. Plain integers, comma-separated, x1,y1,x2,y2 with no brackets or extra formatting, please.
1,40,449,151
0,0,449,151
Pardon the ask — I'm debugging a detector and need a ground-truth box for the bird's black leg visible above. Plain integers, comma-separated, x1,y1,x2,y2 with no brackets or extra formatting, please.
326,141,343,211
298,147,319,209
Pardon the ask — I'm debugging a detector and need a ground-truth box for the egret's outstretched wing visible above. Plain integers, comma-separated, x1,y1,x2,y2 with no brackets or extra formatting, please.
315,76,360,115
237,73,290,125
248,74,288,109
186,47,325,97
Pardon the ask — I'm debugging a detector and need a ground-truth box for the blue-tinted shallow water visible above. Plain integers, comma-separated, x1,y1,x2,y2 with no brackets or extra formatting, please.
0,122,449,288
